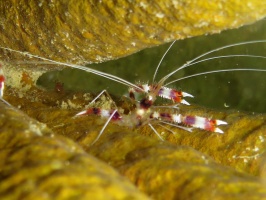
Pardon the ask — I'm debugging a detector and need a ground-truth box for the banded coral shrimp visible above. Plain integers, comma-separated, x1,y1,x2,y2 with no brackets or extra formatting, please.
0,43,224,143
1,37,266,145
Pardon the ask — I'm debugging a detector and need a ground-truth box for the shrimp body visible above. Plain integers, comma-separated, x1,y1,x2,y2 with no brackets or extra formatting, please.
76,80,227,138
77,100,226,135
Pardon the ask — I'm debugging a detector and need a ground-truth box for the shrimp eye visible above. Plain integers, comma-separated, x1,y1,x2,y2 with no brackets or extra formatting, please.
140,98,152,109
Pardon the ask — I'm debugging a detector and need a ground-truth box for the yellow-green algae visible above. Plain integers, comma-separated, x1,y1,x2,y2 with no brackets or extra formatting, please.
0,0,265,66
0,101,149,199
4,86,266,199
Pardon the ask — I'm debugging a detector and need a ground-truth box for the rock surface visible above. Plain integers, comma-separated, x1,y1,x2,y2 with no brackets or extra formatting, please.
0,100,149,199
3,87,266,199
0,0,265,65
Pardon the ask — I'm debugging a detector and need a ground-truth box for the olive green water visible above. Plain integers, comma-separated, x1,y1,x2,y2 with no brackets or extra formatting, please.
38,19,266,113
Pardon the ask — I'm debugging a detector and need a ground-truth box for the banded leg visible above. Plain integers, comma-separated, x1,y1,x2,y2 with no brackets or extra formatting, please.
91,109,120,145
75,90,122,145
181,115,227,133
75,89,117,117
151,111,227,133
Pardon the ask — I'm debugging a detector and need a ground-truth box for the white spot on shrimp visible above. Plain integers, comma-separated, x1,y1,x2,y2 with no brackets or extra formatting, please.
137,109,145,117
173,114,181,123
101,110,110,118
131,42,136,47
142,84,150,92
152,111,160,119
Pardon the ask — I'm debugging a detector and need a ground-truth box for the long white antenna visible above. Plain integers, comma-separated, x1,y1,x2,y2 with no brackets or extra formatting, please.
0,47,144,92
159,40,266,84
163,54,266,85
152,40,176,82
165,68,266,86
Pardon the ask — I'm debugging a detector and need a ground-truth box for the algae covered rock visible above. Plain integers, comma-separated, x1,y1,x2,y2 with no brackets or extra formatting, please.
0,0,265,65
0,101,149,199
89,133,266,200
4,86,266,199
